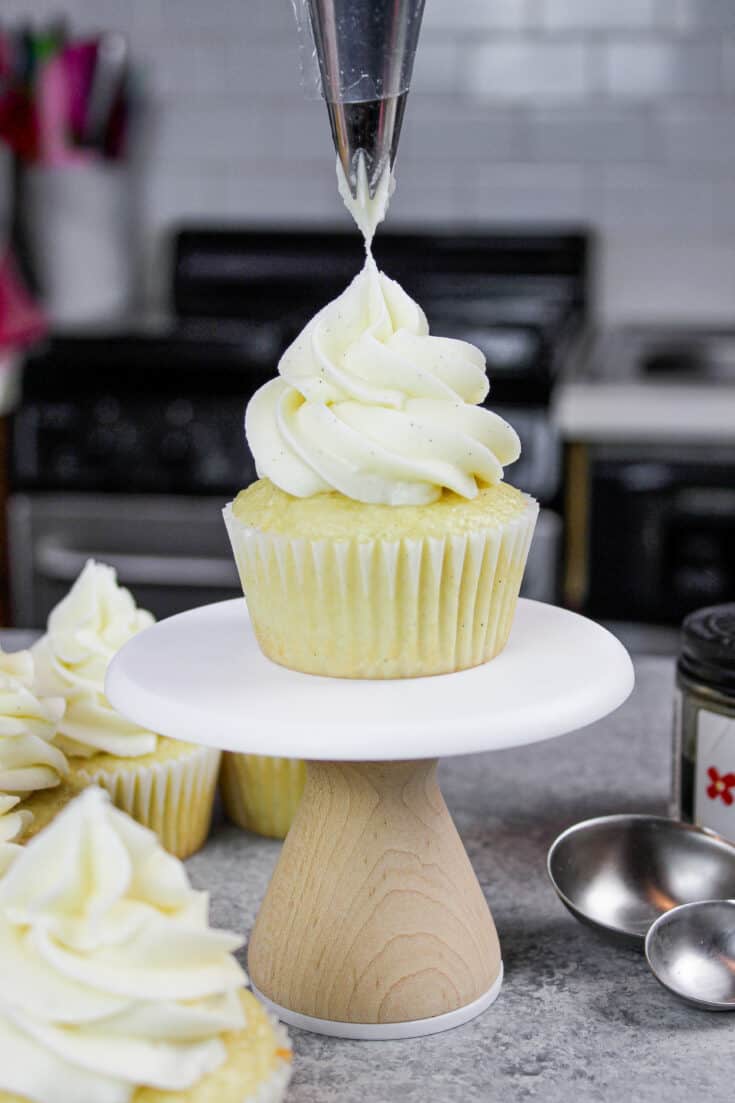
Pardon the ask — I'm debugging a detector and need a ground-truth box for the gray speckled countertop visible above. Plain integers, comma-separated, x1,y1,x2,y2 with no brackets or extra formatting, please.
187,657,734,1103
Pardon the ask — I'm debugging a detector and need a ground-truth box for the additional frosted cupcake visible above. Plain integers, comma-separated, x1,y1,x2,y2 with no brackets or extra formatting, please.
32,560,220,858
0,646,72,838
224,257,537,680
0,788,293,1103
220,754,306,839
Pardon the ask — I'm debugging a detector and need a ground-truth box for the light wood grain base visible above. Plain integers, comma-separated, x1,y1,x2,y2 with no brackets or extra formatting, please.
247,759,501,1026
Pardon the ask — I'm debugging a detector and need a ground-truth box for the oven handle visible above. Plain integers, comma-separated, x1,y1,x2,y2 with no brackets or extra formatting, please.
35,540,238,589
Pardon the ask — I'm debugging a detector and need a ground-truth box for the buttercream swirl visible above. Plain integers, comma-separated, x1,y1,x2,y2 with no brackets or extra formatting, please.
0,647,67,793
0,788,247,1103
32,560,158,759
246,257,521,505
0,795,32,876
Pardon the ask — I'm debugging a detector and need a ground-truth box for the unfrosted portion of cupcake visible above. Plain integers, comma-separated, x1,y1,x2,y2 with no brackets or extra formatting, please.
0,788,292,1103
0,647,71,836
225,257,537,679
32,560,220,857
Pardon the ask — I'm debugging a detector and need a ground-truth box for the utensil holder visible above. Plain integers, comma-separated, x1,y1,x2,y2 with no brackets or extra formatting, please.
23,162,136,324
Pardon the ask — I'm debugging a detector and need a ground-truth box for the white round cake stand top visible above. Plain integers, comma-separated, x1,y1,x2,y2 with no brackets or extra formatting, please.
106,598,634,761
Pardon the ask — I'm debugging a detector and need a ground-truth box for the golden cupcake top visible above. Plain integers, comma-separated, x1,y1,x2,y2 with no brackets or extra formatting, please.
233,477,530,541
32,560,158,759
0,789,291,1103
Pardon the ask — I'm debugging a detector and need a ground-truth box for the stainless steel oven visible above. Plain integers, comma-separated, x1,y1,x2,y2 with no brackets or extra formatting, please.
8,494,240,626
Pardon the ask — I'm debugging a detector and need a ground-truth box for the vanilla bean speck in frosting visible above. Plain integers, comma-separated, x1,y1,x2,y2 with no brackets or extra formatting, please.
32,560,157,759
0,788,247,1103
0,647,67,793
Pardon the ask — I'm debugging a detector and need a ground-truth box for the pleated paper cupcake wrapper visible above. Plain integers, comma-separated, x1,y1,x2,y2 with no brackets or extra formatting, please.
220,753,306,839
225,498,538,679
73,743,221,859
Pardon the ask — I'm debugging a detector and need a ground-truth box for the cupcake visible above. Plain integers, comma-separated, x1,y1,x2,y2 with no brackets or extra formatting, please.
0,788,293,1103
219,754,306,839
224,256,537,680
32,560,220,858
0,646,72,837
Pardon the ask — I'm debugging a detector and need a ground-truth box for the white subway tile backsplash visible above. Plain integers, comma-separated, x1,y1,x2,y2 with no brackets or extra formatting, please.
156,105,260,164
257,103,335,164
423,0,531,31
669,0,735,32
599,167,715,234
661,108,735,164
604,41,720,99
543,0,657,30
465,41,590,101
411,38,459,95
225,166,346,223
525,107,653,162
401,98,517,162
462,163,590,223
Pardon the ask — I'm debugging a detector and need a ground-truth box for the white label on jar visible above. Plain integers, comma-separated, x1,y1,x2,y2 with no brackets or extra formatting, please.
694,708,735,841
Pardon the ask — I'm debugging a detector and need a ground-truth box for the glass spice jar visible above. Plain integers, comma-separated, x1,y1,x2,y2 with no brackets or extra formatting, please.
672,603,735,841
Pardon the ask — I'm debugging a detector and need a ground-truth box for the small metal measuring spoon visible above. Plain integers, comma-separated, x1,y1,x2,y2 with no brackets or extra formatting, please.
645,900,735,1011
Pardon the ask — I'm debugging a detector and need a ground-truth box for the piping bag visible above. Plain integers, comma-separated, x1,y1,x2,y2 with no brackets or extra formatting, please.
293,0,426,232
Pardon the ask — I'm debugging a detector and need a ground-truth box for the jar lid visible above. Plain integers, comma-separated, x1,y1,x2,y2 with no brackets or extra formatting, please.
678,603,735,696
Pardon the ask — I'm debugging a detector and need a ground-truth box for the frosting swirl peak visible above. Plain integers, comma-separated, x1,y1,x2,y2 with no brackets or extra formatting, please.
32,560,157,759
246,258,521,506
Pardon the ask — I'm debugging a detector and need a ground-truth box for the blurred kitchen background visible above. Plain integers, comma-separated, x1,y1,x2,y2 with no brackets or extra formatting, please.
0,0,734,653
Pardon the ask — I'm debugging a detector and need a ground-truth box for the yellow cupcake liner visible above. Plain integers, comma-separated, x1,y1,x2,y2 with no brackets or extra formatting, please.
224,496,538,678
71,742,221,859
220,754,306,839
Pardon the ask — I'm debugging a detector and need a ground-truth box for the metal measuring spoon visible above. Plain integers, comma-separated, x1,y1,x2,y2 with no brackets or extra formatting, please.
645,899,735,1010
547,815,735,946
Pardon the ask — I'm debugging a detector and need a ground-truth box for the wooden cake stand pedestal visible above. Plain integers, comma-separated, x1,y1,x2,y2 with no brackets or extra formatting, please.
107,598,633,1040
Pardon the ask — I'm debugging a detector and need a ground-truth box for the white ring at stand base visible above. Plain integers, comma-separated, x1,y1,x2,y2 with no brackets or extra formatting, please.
251,964,504,1040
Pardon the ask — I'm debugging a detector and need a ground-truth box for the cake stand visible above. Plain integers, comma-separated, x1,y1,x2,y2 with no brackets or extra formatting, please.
106,598,633,1040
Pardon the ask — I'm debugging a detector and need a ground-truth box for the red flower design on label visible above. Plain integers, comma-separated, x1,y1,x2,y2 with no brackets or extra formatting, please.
706,767,735,806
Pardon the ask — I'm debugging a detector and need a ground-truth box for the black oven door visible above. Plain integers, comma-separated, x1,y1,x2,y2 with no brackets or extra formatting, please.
586,447,735,624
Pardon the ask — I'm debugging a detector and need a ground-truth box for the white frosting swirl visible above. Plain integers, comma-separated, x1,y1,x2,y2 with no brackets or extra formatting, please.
32,560,158,759
0,788,247,1103
246,257,521,506
0,795,32,876
0,648,67,793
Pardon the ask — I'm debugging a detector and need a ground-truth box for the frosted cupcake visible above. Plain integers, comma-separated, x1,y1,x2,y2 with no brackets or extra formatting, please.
0,788,293,1103
0,646,71,839
32,560,220,858
225,257,537,680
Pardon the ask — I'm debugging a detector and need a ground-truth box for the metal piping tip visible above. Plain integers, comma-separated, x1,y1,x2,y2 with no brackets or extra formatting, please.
325,92,408,199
